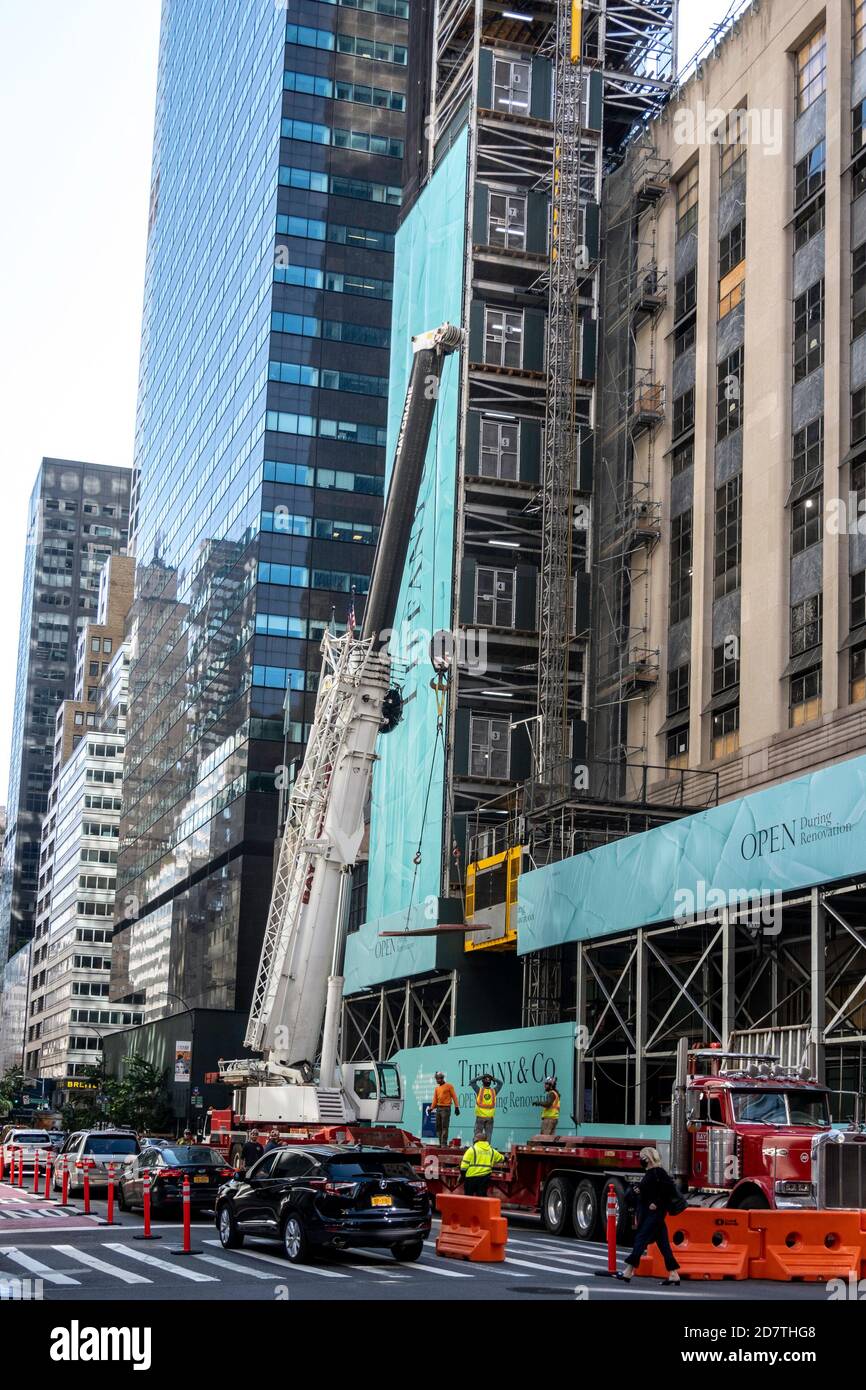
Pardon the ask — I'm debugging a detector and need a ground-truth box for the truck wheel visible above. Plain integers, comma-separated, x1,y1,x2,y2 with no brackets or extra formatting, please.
542,1177,575,1236
229,1143,245,1171
572,1179,602,1241
732,1192,770,1210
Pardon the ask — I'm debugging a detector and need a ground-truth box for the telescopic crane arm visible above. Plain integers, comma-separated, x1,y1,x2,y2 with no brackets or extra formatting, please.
226,324,463,1087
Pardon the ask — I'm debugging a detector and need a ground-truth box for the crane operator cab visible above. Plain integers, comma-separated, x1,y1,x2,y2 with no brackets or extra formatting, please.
341,1062,403,1124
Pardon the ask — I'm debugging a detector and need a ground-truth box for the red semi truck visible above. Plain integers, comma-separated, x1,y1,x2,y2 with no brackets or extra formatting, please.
420,1041,866,1239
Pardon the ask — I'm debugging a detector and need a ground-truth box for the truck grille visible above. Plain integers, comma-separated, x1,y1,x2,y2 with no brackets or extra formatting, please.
814,1136,866,1209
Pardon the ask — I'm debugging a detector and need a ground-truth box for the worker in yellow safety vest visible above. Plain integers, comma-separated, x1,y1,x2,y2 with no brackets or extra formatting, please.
536,1076,561,1136
469,1071,502,1141
460,1138,505,1197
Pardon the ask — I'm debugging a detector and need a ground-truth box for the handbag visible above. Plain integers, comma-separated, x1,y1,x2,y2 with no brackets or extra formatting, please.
667,1191,688,1216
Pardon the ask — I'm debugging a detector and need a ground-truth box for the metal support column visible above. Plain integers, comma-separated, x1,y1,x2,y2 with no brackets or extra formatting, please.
721,907,735,1044
811,887,826,1083
575,941,587,1124
634,929,648,1123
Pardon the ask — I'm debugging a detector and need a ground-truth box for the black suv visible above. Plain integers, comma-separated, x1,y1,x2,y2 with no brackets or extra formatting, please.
214,1145,431,1263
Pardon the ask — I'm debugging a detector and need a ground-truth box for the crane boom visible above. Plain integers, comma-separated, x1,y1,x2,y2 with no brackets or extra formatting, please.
227,324,463,1096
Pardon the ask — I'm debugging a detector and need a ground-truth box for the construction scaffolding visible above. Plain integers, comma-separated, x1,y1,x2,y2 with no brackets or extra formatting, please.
592,134,670,775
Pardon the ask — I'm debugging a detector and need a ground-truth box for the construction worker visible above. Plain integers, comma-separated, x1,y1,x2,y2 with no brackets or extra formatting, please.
536,1076,561,1136
429,1071,460,1147
469,1071,502,1141
460,1137,505,1197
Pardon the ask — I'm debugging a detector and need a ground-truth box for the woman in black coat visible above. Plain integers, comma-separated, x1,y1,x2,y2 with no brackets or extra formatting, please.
616,1147,681,1285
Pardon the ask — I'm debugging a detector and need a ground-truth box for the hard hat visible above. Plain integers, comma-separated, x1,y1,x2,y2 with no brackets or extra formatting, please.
544,1075,557,1086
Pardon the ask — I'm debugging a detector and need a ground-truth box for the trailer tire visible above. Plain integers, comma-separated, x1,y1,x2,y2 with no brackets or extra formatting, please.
542,1176,575,1236
572,1178,602,1241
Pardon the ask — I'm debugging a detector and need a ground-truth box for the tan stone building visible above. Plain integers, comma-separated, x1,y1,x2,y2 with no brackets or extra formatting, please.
593,0,866,803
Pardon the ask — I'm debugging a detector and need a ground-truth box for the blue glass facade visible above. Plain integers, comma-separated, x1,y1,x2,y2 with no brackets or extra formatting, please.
115,0,407,1017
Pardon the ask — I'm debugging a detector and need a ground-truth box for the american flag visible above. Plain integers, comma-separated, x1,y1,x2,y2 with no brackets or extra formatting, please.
347,587,356,636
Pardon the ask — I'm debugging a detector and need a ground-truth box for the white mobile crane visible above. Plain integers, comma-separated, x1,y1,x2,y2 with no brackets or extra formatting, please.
214,324,464,1142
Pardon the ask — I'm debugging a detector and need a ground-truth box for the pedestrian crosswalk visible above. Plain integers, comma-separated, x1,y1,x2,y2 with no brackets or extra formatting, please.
0,1231,732,1297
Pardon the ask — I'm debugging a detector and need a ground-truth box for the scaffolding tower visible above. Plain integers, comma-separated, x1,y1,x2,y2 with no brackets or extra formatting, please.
537,0,678,802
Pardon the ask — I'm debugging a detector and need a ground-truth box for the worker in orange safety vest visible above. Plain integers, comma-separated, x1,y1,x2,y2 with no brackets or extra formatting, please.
429,1071,460,1147
469,1071,502,1141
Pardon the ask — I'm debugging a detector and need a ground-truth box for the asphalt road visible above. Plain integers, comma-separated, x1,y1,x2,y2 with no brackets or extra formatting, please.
0,1184,834,1302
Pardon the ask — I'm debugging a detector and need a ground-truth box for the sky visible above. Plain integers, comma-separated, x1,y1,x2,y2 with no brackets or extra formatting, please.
0,0,735,802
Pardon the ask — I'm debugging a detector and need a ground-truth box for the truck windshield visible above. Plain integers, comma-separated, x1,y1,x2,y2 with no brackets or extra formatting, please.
732,1091,830,1126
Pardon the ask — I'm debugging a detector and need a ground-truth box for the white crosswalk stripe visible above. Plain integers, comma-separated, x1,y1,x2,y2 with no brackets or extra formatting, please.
1,1246,79,1286
53,1244,151,1286
103,1243,218,1283
194,1253,282,1280
202,1238,349,1278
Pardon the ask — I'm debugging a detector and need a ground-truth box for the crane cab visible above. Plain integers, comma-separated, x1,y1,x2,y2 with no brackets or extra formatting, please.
342,1062,403,1124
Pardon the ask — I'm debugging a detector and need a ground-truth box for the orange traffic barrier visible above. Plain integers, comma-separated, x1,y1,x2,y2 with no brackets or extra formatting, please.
636,1208,759,1280
435,1193,507,1263
748,1210,866,1283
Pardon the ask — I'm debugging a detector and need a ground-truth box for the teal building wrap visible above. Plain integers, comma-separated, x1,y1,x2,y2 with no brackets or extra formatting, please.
363,130,469,926
393,1022,577,1150
519,752,866,952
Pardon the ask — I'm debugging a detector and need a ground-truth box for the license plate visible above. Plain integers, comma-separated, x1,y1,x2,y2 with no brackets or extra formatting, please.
371,1194,392,1207
193,1175,210,1184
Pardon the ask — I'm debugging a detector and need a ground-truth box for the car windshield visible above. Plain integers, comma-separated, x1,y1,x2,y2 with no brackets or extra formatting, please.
732,1090,830,1126
326,1157,416,1180
161,1147,223,1165
11,1133,47,1145
84,1136,139,1155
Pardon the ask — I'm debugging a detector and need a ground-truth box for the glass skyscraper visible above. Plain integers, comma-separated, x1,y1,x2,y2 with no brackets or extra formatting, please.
114,0,406,1018
0,459,131,966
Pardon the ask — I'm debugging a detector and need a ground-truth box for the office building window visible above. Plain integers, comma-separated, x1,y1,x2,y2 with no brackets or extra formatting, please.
675,267,697,321
719,125,746,191
851,644,866,703
666,727,689,770
491,56,530,115
667,663,690,717
852,569,866,630
793,417,823,481
853,458,866,511
484,307,523,367
479,418,520,480
796,28,826,113
792,491,822,553
714,475,742,597
854,387,866,444
671,440,694,477
712,642,740,695
669,510,692,625
676,163,699,238
712,704,740,760
673,387,695,440
470,714,510,779
791,593,822,657
719,218,746,317
487,192,527,250
716,347,743,439
790,667,822,726
474,567,516,627
857,0,866,55
674,318,696,356
795,141,826,207
793,280,824,381
794,196,825,250
855,99,866,159
854,245,866,340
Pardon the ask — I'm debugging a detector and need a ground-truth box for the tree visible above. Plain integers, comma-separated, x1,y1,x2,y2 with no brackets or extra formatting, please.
102,1055,174,1133
0,1066,24,1117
